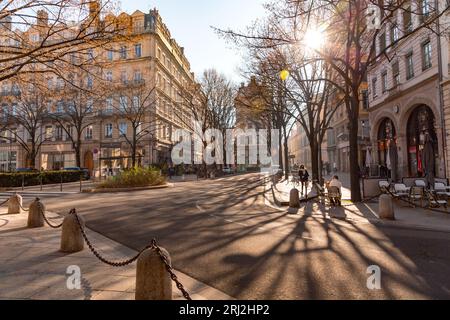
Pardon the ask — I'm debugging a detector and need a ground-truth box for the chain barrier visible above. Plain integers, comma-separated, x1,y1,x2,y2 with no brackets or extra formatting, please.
150,238,192,300
69,209,191,300
382,187,450,215
19,202,29,212
0,198,9,207
37,199,64,229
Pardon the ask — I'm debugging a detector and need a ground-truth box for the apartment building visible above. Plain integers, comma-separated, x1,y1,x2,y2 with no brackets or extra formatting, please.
0,4,196,175
326,87,370,174
367,0,449,179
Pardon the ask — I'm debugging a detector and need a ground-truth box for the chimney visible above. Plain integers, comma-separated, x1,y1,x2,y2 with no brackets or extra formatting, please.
87,0,101,25
37,10,49,27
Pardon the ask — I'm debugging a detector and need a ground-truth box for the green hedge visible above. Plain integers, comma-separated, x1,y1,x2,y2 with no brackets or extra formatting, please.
0,171,83,188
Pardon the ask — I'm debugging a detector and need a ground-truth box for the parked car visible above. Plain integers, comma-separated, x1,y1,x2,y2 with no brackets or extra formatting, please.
63,167,91,180
223,167,233,174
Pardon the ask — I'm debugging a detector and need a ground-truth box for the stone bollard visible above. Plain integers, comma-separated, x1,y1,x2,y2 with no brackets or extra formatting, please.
27,198,45,228
60,213,85,253
288,188,300,214
379,194,395,220
8,194,22,214
289,188,300,208
135,247,172,300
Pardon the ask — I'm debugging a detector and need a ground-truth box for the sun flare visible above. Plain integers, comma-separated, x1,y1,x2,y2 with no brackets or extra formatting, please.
303,28,326,51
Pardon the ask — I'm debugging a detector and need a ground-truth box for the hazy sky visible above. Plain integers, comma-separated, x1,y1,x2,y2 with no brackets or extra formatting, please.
121,0,267,83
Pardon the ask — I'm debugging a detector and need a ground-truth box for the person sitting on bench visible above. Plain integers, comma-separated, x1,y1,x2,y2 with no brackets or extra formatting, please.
328,176,343,206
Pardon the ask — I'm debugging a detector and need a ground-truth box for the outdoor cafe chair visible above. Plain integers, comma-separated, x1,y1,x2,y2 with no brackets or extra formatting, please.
378,180,390,194
409,186,424,208
415,180,427,189
425,189,448,210
393,183,410,198
434,183,450,199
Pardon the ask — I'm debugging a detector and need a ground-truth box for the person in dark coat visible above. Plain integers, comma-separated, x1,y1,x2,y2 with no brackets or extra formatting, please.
298,165,310,197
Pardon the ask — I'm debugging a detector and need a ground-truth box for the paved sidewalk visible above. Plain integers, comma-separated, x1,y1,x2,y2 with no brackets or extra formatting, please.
0,210,233,300
271,178,317,206
267,173,450,233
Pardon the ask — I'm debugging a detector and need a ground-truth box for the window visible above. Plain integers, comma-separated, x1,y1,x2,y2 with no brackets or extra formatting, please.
86,99,94,113
87,76,93,89
405,51,414,80
107,49,114,61
45,126,53,139
55,126,63,141
390,24,399,44
119,96,128,111
106,71,113,82
120,46,127,59
105,98,114,113
422,40,432,70
134,70,142,83
56,101,64,113
135,44,142,58
85,126,93,140
361,90,369,109
133,96,140,110
371,77,377,99
87,49,94,61
420,0,432,21
381,71,388,93
105,124,113,138
392,61,400,86
57,77,64,89
379,32,386,53
403,4,412,34
119,122,127,136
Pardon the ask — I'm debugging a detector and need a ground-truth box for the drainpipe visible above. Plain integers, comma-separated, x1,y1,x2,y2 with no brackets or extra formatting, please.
435,0,447,178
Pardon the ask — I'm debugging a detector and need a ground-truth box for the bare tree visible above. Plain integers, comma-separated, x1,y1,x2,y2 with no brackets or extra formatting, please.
48,80,99,168
0,78,49,168
0,0,122,83
175,69,236,176
217,0,450,201
111,83,157,168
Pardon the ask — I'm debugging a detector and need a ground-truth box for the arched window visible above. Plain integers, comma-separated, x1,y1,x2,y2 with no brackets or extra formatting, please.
407,105,437,177
377,118,396,166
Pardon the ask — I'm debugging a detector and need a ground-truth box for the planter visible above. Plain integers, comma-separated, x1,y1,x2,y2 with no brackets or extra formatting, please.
82,184,171,193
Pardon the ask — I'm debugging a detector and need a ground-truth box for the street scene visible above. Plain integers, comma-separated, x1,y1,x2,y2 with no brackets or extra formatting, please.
1,0,450,305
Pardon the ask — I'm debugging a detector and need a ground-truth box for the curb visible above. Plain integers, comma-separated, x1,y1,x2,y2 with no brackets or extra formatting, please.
82,184,172,193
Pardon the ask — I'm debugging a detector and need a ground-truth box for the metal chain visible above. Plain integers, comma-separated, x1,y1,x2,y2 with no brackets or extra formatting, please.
38,199,64,229
19,202,29,212
70,209,191,299
0,198,9,207
150,238,192,300
383,187,450,215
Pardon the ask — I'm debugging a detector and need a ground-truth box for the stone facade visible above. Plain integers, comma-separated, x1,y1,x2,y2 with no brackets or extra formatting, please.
367,5,449,180
0,5,196,176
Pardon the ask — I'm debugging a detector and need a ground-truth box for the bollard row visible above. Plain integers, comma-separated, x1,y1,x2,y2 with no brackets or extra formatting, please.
62,208,191,300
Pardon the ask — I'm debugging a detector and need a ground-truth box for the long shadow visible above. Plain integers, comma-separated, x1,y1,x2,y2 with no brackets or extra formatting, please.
34,173,450,299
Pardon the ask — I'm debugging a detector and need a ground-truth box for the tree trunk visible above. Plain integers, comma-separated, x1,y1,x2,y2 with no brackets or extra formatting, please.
310,139,320,182
278,125,283,174
348,98,362,202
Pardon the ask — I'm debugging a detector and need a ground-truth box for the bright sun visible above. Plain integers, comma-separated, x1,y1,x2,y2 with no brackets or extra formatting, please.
303,28,326,51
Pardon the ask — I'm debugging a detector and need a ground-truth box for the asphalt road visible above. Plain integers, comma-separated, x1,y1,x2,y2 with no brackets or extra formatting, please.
9,173,450,299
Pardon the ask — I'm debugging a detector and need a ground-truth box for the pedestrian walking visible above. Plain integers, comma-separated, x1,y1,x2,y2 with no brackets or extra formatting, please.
298,165,310,197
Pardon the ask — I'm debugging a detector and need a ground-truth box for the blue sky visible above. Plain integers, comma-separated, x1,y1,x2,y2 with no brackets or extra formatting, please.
121,0,267,83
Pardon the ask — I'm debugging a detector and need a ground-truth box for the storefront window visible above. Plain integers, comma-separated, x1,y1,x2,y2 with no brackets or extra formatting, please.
0,151,16,172
407,105,437,177
377,118,396,166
